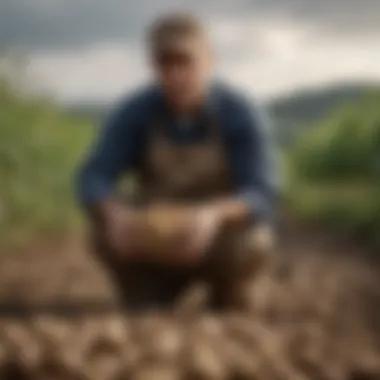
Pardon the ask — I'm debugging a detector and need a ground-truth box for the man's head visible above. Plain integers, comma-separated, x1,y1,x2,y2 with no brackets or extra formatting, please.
148,13,213,113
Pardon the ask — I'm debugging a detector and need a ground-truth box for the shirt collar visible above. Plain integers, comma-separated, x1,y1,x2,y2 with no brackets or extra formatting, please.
155,80,218,119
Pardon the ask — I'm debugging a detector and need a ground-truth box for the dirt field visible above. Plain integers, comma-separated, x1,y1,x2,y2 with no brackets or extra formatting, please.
0,229,379,380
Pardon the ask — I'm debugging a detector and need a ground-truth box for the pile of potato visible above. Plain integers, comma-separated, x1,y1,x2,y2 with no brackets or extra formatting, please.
1,309,380,380
1,236,380,379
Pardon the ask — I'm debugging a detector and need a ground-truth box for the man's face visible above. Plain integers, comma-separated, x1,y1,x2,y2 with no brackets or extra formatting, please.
152,43,212,111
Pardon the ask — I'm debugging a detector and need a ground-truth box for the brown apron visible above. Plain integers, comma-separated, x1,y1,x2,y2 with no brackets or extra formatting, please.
97,112,273,311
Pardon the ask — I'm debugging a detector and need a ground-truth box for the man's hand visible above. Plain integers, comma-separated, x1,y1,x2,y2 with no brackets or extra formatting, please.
181,206,222,263
180,198,252,263
103,203,138,258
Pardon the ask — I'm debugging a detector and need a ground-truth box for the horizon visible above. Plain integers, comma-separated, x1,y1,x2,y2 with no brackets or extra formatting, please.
60,79,380,109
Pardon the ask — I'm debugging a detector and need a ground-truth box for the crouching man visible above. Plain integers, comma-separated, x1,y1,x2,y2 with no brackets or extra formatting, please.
76,13,279,311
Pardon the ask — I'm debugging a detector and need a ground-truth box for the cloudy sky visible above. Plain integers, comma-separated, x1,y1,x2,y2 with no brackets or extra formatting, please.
1,0,379,104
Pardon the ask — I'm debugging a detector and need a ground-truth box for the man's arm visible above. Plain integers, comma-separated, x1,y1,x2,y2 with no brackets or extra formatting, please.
214,98,279,227
76,96,145,225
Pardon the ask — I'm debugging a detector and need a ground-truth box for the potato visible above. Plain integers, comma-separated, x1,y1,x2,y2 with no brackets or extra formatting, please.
184,340,227,380
131,363,181,380
132,204,195,262
133,315,183,363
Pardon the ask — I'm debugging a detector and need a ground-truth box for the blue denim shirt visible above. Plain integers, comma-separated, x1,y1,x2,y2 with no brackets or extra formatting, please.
77,82,279,222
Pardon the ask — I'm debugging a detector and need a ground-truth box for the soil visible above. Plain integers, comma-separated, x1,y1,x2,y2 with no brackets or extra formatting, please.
0,228,379,380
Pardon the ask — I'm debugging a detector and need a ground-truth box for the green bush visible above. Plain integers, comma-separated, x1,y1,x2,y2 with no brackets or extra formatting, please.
291,95,380,182
0,80,94,247
287,92,380,246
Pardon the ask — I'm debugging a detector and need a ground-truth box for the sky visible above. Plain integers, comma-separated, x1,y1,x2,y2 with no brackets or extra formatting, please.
0,0,379,104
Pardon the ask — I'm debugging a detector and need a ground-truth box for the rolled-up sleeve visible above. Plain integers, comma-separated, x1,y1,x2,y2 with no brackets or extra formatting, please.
226,99,280,222
76,98,143,208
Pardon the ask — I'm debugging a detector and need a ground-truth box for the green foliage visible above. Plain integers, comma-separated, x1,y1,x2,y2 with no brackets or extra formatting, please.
0,80,94,247
269,82,378,147
291,95,380,181
288,91,380,246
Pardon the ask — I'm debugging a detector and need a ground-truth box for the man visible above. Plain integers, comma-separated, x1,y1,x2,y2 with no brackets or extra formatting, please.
77,13,279,311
